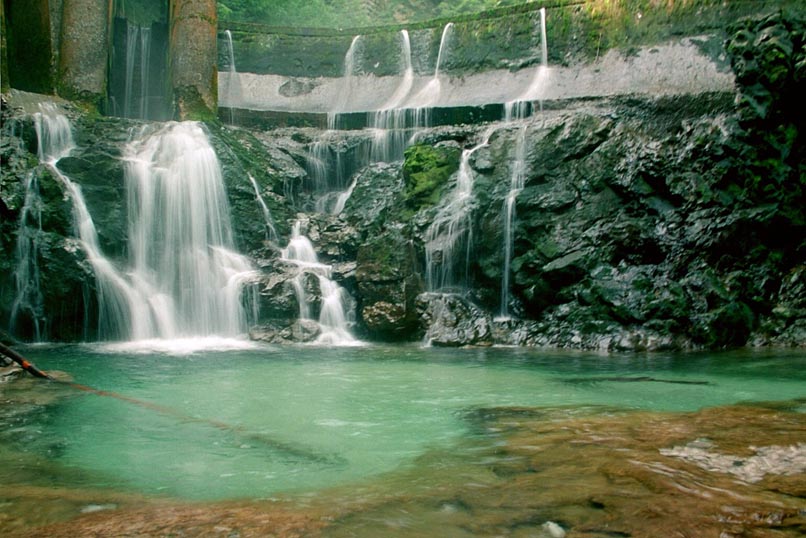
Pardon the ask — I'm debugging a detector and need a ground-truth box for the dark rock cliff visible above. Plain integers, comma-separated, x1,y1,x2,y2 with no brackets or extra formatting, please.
1,12,803,349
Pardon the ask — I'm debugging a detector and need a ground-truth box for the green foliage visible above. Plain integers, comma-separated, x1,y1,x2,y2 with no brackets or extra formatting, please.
402,144,460,212
219,0,373,27
218,0,521,28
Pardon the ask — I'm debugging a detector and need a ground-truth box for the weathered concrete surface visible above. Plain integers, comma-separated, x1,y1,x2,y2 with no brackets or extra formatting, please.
58,0,108,105
1,1,8,93
219,36,735,114
171,0,218,120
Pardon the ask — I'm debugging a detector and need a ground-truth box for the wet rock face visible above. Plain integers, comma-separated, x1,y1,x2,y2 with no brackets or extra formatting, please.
356,228,423,340
417,293,492,347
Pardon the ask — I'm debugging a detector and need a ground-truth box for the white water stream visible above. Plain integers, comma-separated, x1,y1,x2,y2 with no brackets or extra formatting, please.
22,104,257,342
309,35,363,214
370,30,414,163
9,104,75,340
281,221,357,344
222,29,242,123
247,173,279,242
499,7,549,319
425,126,498,291
122,122,257,339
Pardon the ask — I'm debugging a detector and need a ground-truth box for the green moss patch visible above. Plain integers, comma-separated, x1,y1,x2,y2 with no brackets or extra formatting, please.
402,143,460,212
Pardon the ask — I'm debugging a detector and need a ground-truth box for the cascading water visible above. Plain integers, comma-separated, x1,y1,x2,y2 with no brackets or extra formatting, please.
21,104,257,343
122,122,257,340
29,104,141,340
8,106,73,340
497,122,528,320
9,171,46,340
331,175,358,215
247,174,279,242
109,13,169,121
119,23,154,119
281,221,357,344
332,35,363,126
309,35,363,214
425,126,497,291
369,30,414,163
123,22,138,119
407,22,454,132
138,26,152,119
498,7,548,319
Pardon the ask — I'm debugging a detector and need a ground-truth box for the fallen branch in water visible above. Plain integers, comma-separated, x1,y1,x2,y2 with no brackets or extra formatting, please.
566,376,710,385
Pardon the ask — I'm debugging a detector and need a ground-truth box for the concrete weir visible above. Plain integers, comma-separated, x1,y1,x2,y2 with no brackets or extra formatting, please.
218,35,735,127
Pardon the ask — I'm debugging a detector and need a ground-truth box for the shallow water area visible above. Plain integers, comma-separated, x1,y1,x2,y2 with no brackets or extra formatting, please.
1,345,804,536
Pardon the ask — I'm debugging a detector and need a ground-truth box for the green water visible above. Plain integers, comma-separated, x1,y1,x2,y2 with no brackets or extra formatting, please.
2,343,804,501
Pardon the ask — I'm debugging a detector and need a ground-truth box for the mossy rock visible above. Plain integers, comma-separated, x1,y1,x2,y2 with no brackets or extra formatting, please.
402,143,460,212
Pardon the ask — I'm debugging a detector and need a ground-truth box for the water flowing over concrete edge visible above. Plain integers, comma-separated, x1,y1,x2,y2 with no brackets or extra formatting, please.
219,36,734,117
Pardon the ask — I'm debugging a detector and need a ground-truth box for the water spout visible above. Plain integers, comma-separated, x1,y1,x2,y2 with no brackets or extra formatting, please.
222,30,242,122
333,35,363,123
370,30,414,163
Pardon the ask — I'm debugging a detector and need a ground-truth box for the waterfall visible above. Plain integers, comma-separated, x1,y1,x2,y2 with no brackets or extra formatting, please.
425,126,497,291
308,35,363,214
498,124,527,320
32,105,142,340
331,175,358,215
123,22,138,118
111,17,166,121
407,22,454,129
10,104,78,339
225,30,236,75
122,122,257,339
24,104,257,343
281,221,357,344
121,23,153,119
370,30,414,163
222,30,242,122
499,7,549,318
332,35,363,125
247,173,279,242
308,126,354,215
139,26,151,120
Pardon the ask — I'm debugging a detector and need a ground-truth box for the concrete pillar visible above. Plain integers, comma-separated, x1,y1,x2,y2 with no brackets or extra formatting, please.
59,0,109,106
170,0,217,120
